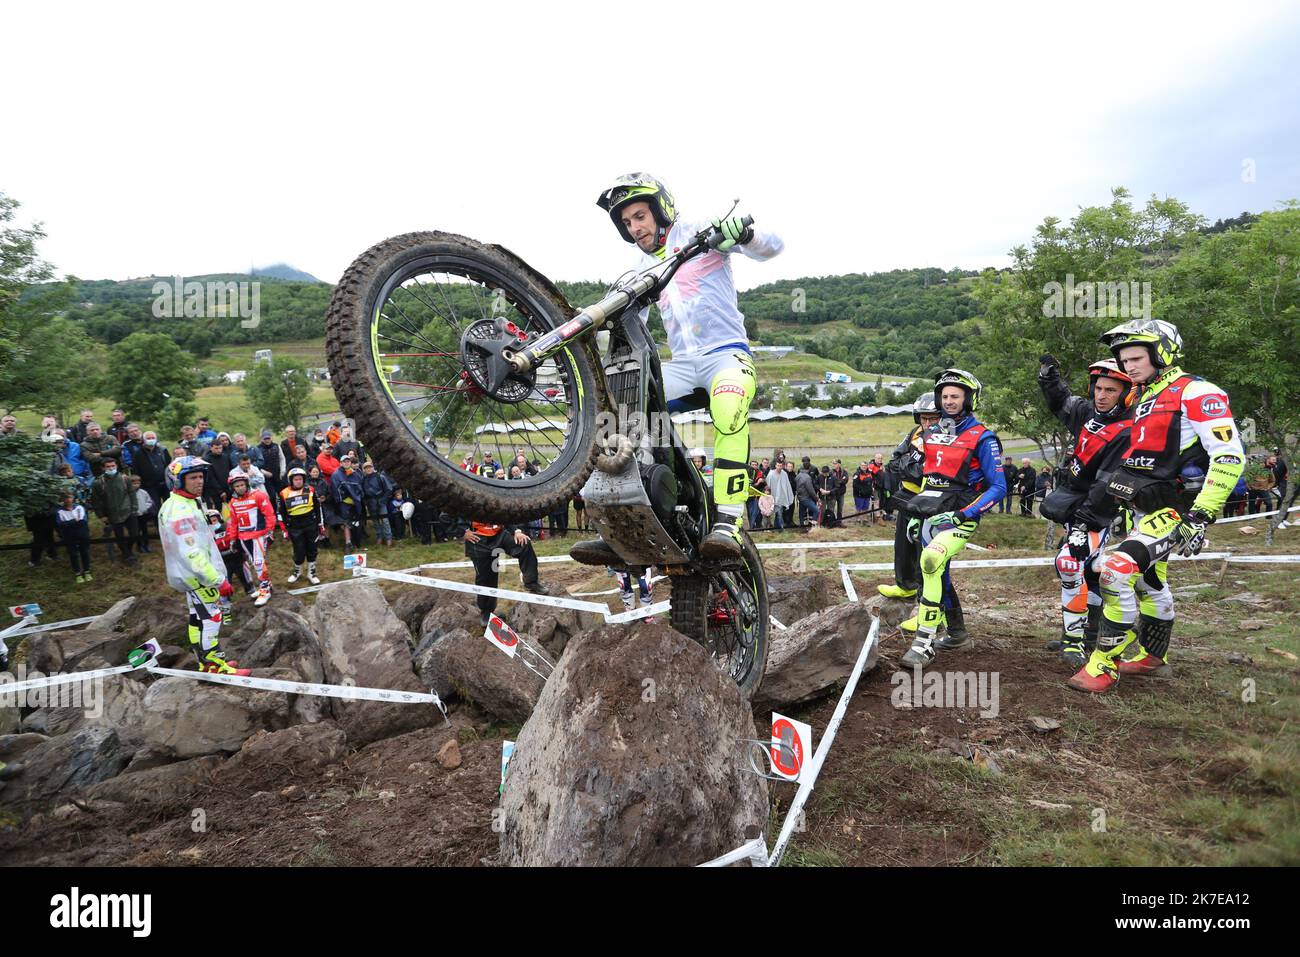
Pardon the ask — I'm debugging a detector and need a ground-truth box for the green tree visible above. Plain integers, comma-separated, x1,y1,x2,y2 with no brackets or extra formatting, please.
157,396,198,444
0,432,74,527
970,188,1203,462
0,193,104,417
242,357,313,431
104,331,197,421
1160,203,1300,531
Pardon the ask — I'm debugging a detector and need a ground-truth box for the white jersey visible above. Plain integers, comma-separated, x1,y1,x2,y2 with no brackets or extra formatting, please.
636,218,783,358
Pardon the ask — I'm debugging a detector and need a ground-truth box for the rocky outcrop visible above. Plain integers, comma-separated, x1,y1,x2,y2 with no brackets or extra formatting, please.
753,602,880,710
500,621,768,866
312,580,441,746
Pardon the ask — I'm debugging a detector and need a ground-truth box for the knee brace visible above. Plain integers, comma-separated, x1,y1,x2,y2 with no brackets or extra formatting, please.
920,542,948,577
1100,549,1141,590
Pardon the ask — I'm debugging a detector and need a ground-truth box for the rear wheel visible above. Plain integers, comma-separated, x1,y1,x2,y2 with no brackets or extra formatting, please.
670,530,769,700
325,231,600,523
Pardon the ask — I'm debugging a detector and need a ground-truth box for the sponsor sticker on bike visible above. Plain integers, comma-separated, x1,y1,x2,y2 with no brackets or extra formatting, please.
770,713,813,783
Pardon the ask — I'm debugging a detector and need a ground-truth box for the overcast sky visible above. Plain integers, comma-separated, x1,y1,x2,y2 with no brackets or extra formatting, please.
5,1,1299,290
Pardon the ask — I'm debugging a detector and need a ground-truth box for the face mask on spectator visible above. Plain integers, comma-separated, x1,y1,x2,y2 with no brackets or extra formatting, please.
104,466,118,476
146,438,157,447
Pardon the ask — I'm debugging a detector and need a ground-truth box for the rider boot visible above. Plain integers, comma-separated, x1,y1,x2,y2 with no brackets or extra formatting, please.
1062,605,1100,669
307,561,320,586
1118,614,1173,677
901,597,945,667
570,537,621,567
935,597,969,650
196,647,251,677
700,513,744,561
878,583,917,600
1067,619,1134,694
287,563,303,584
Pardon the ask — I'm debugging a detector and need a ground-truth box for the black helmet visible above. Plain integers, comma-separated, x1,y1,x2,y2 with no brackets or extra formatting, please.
596,173,678,246
912,393,937,424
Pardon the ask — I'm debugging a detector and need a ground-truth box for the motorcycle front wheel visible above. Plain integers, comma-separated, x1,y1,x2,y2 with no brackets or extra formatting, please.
325,231,600,524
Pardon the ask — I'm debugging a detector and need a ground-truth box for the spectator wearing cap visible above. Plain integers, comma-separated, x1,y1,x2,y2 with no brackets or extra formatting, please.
331,456,366,551
360,460,396,546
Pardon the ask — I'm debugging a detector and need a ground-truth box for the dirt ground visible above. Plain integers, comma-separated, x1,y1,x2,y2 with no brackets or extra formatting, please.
3,520,1298,866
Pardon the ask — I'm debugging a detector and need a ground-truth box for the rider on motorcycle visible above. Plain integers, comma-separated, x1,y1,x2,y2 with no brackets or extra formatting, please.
586,173,784,561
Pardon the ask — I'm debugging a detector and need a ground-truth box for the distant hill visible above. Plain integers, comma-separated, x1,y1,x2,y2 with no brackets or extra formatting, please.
250,263,326,283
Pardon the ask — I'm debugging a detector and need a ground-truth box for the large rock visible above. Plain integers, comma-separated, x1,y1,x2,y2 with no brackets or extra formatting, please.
217,722,348,779
137,676,292,758
753,602,881,710
29,655,150,745
223,607,334,725
500,621,768,866
0,732,48,763
419,603,487,643
390,579,454,637
18,628,140,676
311,580,440,747
506,603,603,660
416,627,551,723
86,754,223,804
864,593,914,628
767,574,840,627
0,726,130,808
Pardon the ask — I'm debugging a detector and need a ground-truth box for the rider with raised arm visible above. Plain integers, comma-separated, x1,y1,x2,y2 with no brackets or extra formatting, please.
574,173,784,562
1068,319,1245,693
1037,355,1134,668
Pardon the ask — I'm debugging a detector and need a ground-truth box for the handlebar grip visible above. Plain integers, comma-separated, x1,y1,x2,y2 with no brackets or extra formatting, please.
706,214,757,249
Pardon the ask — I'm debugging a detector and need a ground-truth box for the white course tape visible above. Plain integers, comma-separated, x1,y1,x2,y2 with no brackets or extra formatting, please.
1222,554,1300,564
770,615,788,631
354,566,612,615
840,564,859,603
287,564,426,596
604,600,672,625
768,616,881,867
419,555,575,570
145,662,449,718
1216,505,1299,525
0,616,39,640
0,614,100,637
570,574,668,597
699,836,770,868
0,662,143,698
